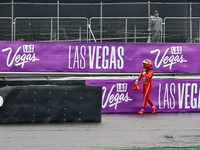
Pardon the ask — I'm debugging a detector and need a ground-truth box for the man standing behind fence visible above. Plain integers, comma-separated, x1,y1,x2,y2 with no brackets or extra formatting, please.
148,10,162,43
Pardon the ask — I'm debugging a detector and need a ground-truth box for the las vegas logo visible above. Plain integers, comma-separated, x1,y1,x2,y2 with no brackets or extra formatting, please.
102,83,132,109
2,45,40,68
150,46,187,70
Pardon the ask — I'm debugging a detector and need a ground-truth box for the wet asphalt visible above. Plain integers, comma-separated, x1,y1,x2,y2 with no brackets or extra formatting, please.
0,113,200,150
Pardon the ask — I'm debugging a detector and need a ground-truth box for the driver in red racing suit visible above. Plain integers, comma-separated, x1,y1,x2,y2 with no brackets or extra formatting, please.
135,59,156,114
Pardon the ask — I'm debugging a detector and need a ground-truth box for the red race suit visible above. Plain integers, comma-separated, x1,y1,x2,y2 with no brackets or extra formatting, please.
137,69,154,109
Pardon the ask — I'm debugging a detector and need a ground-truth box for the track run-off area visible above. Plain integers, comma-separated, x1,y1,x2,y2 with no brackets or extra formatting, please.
107,147,200,150
0,113,200,150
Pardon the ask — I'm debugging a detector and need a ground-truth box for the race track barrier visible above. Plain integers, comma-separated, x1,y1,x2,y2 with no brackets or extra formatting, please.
0,41,200,115
0,80,102,123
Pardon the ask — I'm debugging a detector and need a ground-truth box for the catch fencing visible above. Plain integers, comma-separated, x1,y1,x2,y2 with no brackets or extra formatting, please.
14,17,88,42
164,17,200,43
89,17,161,43
0,17,12,41
11,16,200,43
0,2,200,43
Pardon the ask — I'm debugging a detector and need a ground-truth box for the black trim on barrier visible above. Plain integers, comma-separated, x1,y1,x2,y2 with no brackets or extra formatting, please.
0,80,85,86
0,85,102,123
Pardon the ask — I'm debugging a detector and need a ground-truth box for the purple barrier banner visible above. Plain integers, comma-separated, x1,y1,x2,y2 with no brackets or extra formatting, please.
0,41,199,73
86,79,200,113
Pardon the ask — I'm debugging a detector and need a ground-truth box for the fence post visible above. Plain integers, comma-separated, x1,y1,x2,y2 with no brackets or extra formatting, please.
161,21,163,43
100,2,103,42
125,17,127,43
199,19,200,43
50,18,53,41
14,18,16,41
57,0,60,41
148,1,150,17
79,26,81,42
134,25,136,43
163,18,166,43
190,2,192,43
89,18,91,42
11,0,14,41
86,18,88,42
148,2,151,43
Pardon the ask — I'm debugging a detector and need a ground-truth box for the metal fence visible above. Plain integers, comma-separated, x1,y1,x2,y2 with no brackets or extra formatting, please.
90,17,200,43
0,17,12,41
164,17,200,43
0,2,200,43
89,17,151,43
14,17,88,42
